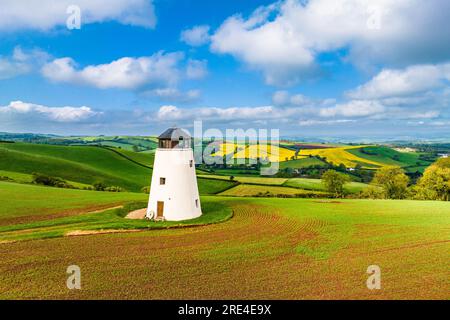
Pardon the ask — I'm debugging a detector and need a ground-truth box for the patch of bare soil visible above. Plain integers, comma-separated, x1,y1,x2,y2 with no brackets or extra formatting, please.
0,204,124,227
313,200,344,204
0,240,15,245
125,208,147,220
66,229,141,237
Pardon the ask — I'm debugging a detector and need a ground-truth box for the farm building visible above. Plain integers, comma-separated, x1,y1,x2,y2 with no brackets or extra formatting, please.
146,127,202,221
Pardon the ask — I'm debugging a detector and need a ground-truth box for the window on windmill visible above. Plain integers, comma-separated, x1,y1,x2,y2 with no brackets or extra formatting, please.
160,177,166,185
195,199,199,208
189,160,193,167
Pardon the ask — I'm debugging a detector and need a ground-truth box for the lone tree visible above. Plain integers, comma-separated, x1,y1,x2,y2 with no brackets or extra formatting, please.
372,167,409,199
322,170,350,198
415,158,450,201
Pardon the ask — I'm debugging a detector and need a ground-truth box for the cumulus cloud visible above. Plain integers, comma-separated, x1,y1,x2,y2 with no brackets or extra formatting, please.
319,100,385,117
211,0,450,86
156,105,300,122
186,59,208,80
299,119,356,126
0,0,156,31
180,25,211,46
0,47,50,80
272,90,312,106
0,100,99,122
41,52,184,89
142,88,201,103
347,63,450,99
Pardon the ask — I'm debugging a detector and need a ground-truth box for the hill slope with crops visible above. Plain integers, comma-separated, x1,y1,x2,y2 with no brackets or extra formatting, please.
0,142,234,194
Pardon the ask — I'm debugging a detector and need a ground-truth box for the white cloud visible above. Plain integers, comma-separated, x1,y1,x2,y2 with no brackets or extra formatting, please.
143,88,201,103
272,90,311,106
319,100,385,117
0,100,99,122
0,0,156,31
156,104,308,123
159,105,272,121
0,47,50,80
299,119,356,126
211,0,450,86
41,52,184,89
180,25,211,46
347,63,450,99
186,59,208,79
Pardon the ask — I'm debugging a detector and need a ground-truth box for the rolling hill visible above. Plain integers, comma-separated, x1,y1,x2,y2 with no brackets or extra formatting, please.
0,142,235,194
347,146,433,172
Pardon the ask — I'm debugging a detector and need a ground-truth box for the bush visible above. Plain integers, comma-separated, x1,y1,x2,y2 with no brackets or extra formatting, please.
414,158,450,201
360,185,385,199
371,167,409,199
104,186,123,192
32,173,75,189
321,170,351,198
93,182,107,191
141,186,150,194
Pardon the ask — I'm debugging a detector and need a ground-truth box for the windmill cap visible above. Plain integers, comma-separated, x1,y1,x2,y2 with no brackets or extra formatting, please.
158,127,191,140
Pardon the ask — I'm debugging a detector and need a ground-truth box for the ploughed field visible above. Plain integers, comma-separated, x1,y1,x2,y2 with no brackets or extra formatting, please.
0,183,449,299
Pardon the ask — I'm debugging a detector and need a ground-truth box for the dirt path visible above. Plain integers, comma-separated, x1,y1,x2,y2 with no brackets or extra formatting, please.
125,208,147,220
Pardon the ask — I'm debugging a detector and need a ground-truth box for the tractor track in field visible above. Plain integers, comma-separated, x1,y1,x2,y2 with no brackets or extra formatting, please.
0,204,124,227
1,200,449,299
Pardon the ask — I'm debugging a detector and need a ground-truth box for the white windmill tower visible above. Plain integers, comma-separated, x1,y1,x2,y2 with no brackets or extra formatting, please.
146,127,202,221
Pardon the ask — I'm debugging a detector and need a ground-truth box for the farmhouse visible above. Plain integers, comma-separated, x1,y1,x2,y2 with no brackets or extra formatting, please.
146,127,202,221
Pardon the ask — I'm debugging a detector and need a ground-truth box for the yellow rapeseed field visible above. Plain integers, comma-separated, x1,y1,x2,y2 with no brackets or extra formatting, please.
298,146,385,168
212,143,298,162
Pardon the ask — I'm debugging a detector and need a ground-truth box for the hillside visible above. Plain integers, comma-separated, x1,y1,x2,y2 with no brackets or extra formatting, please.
0,142,234,194
347,146,433,172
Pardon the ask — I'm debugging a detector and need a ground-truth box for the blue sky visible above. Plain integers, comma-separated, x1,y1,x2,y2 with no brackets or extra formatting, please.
0,0,449,139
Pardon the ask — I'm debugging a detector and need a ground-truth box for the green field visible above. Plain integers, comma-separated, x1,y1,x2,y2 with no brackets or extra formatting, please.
0,142,233,194
0,143,152,192
0,185,448,299
348,146,433,172
198,174,288,185
219,184,326,197
0,181,147,226
284,178,369,193
279,157,326,169
0,182,232,243
0,140,449,300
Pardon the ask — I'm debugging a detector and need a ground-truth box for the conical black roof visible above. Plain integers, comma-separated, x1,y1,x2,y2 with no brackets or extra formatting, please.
158,127,191,140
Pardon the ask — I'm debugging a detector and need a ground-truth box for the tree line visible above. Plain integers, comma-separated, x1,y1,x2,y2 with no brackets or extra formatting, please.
321,158,450,201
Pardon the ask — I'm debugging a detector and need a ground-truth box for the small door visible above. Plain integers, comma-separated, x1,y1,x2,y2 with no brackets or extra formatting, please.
157,201,164,218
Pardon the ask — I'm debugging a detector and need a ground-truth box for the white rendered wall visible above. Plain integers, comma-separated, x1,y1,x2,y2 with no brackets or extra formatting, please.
147,148,202,221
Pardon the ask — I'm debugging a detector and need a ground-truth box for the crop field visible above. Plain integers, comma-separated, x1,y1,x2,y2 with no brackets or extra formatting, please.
218,184,326,197
279,157,326,169
211,143,413,169
284,178,369,193
0,181,147,226
347,146,433,173
0,197,448,299
298,146,385,168
0,142,152,192
0,140,448,300
0,143,233,194
0,183,232,243
212,143,298,162
198,175,288,185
